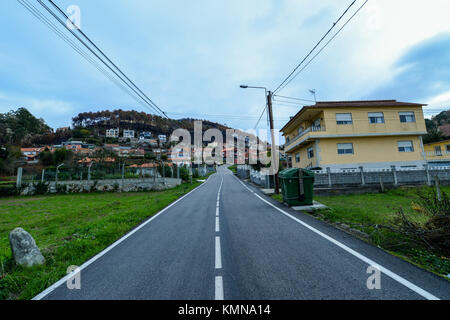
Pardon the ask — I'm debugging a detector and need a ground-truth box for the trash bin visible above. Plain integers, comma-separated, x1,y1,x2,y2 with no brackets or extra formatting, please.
279,168,315,206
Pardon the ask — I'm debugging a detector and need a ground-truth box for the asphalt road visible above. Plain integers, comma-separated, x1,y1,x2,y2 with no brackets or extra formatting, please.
36,166,450,300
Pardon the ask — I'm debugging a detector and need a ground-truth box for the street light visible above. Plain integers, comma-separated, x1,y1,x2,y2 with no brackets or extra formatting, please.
55,163,64,182
239,85,280,194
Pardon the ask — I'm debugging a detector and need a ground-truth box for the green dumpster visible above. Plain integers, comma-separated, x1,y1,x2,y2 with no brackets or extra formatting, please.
279,168,315,206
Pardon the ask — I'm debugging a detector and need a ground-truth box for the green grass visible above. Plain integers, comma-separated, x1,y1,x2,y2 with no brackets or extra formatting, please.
272,186,450,276
228,165,237,174
0,181,202,300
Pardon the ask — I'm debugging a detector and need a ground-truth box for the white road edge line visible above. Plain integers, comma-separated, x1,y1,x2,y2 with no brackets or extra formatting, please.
32,175,214,300
216,207,219,217
215,236,222,269
233,175,440,301
215,276,224,300
216,217,220,232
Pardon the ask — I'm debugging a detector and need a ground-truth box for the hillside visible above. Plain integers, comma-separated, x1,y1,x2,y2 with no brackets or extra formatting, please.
423,109,450,144
72,109,231,139
0,108,52,146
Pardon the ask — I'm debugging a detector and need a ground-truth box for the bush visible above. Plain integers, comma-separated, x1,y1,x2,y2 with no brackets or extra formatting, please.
192,169,200,179
0,185,20,198
179,166,190,181
33,181,49,195
55,184,68,195
393,187,450,256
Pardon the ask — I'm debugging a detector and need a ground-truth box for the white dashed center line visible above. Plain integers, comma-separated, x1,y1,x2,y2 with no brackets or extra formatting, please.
214,175,224,300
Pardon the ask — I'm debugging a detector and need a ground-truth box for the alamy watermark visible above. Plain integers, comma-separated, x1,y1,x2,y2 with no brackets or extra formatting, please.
169,121,281,175
66,265,81,290
366,265,381,290
66,5,81,30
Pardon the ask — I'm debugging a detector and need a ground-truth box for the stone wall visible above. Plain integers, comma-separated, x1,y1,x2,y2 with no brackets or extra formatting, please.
22,177,182,195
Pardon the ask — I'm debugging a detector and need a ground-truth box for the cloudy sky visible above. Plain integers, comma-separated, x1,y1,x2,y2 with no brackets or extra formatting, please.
1,0,450,134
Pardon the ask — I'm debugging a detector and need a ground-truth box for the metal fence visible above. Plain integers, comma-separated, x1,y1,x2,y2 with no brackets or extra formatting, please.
13,163,216,187
236,164,450,189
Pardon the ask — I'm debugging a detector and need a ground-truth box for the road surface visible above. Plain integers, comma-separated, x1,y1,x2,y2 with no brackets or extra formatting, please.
36,166,450,300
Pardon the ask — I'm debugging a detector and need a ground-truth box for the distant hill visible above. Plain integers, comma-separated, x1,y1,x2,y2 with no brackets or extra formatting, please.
72,109,231,140
423,109,450,144
0,107,52,146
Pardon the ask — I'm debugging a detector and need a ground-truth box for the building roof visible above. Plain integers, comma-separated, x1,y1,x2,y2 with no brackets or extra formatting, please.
424,139,450,146
281,100,427,132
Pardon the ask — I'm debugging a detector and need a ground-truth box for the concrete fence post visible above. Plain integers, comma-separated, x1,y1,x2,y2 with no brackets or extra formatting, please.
41,169,45,183
177,165,180,179
359,166,365,186
435,176,442,201
424,164,431,186
327,167,332,188
121,163,125,192
162,162,166,185
391,165,398,186
16,167,23,188
379,176,385,193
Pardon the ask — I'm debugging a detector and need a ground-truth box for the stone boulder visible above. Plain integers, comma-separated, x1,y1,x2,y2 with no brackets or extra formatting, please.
9,228,45,267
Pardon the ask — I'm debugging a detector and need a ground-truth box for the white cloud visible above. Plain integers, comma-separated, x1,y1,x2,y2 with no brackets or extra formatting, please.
0,92,74,128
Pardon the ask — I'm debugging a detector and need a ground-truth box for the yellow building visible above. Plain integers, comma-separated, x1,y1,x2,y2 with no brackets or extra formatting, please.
423,139,450,166
281,100,428,170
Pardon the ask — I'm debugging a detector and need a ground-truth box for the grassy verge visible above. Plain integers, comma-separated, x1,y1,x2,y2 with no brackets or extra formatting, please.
272,186,450,277
228,165,237,174
0,181,202,300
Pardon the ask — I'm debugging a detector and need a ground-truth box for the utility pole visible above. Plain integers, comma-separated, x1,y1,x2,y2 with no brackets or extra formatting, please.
267,91,280,194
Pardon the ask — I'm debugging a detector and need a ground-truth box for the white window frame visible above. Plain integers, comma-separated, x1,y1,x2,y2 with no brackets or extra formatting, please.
398,141,414,153
295,153,300,163
435,146,442,156
399,111,416,123
368,112,384,124
337,143,354,155
336,113,353,125
307,147,314,159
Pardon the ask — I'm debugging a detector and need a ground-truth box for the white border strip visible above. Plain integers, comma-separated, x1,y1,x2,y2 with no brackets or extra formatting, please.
215,236,222,269
233,175,440,300
215,276,224,300
33,175,213,300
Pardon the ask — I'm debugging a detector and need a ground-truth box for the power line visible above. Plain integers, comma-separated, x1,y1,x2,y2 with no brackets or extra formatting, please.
254,105,268,129
17,0,149,111
165,110,289,122
29,0,168,118
46,0,168,118
272,102,303,109
273,95,315,103
275,0,369,93
273,0,358,94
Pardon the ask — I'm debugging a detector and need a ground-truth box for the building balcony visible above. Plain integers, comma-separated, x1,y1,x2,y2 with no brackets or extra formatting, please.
425,150,450,159
285,125,326,152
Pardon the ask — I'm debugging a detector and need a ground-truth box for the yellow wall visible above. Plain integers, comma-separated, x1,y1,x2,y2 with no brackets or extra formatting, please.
322,106,426,135
284,106,426,145
284,112,324,143
290,142,316,168
289,136,424,168
424,140,450,160
318,136,424,166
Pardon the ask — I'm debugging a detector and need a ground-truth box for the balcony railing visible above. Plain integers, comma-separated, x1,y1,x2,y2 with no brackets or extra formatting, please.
285,125,326,149
426,151,450,158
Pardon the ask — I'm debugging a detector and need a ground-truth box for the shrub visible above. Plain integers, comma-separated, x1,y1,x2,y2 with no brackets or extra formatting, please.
179,166,190,181
55,184,68,195
33,181,49,195
393,187,450,256
0,185,20,198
